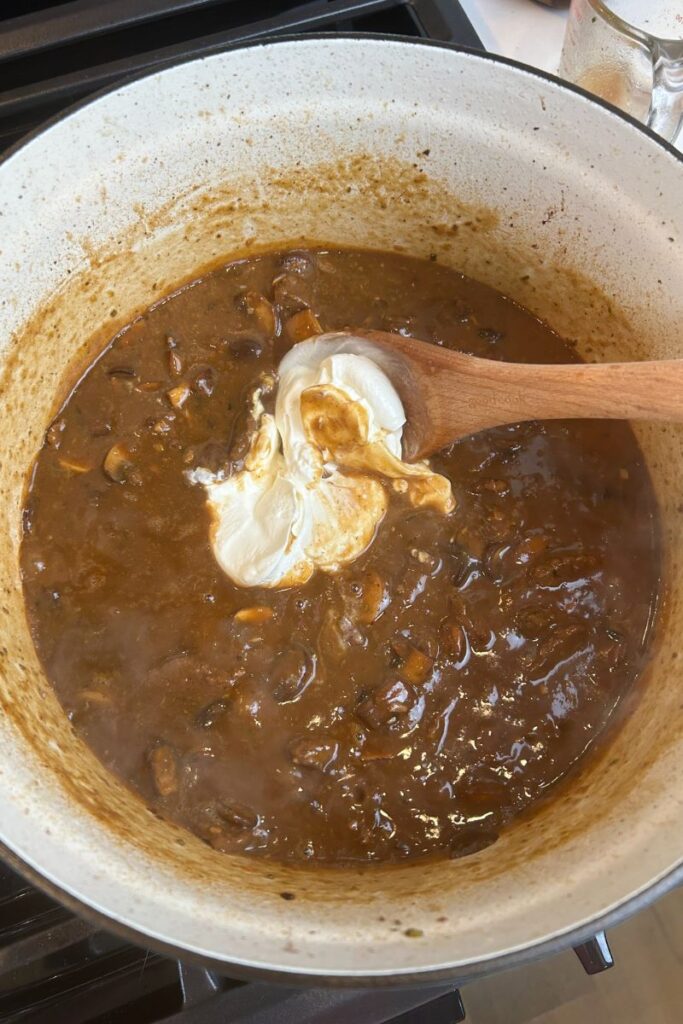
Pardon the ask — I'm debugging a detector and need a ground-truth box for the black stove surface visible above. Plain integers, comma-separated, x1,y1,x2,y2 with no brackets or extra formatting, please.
0,0,482,152
0,2,614,1021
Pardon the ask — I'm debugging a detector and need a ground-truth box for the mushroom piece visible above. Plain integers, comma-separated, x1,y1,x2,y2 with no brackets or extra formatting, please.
148,744,178,797
234,606,274,625
226,336,263,361
242,292,277,337
356,679,414,729
193,367,216,397
102,443,133,483
168,350,184,376
59,456,91,474
289,737,339,771
357,571,390,625
217,801,259,830
271,644,316,704
284,308,322,343
167,384,191,410
392,638,434,685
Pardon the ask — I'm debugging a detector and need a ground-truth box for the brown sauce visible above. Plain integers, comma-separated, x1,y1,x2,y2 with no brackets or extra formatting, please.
20,248,661,864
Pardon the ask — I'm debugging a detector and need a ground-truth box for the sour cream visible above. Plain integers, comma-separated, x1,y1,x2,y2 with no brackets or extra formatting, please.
191,334,454,588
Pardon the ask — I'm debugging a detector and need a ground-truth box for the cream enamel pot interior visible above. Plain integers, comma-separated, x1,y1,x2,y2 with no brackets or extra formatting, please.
0,36,681,984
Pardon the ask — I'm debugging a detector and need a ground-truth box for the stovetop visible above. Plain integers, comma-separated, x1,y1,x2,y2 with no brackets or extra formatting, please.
0,2,614,1021
0,0,482,153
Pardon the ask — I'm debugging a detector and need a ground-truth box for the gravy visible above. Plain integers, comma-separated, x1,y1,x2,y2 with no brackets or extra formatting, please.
21,248,661,863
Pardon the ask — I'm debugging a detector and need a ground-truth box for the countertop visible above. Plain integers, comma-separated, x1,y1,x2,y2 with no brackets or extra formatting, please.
460,0,568,73
459,0,682,151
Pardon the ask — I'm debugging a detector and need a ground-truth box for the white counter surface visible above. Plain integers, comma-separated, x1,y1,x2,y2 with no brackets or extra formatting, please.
458,0,682,150
459,0,568,73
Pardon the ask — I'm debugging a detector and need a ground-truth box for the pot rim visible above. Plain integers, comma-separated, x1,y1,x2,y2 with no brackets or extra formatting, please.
2,834,681,987
1,32,681,986
2,33,682,170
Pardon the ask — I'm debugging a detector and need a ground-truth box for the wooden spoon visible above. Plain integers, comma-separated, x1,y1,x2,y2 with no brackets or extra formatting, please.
337,329,683,461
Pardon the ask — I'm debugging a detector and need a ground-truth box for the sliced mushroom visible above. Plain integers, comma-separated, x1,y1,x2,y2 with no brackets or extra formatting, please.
271,644,316,704
449,596,493,654
284,308,322,343
483,541,514,583
193,367,215,397
102,443,133,483
59,456,91,474
217,801,259,830
168,349,183,376
271,271,314,319
392,638,433,685
167,384,191,410
234,605,273,625
359,734,402,762
514,534,548,566
532,624,586,678
481,478,510,496
443,540,474,588
356,679,414,729
226,336,263,361
357,571,390,625
439,620,468,663
240,291,277,336
195,698,231,729
192,440,231,474
318,608,366,660
148,744,178,797
289,737,339,771
528,550,599,586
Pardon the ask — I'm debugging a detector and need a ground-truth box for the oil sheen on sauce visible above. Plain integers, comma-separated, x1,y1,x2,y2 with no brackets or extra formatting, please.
20,249,661,864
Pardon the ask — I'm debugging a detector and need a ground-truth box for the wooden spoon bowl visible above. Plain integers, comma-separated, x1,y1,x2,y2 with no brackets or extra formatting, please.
301,330,683,461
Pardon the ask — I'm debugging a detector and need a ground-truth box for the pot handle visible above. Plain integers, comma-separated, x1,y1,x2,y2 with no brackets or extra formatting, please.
574,930,614,975
647,41,683,144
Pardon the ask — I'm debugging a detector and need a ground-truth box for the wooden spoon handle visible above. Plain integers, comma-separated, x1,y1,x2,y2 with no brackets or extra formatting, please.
455,357,683,427
345,331,683,459
402,355,683,459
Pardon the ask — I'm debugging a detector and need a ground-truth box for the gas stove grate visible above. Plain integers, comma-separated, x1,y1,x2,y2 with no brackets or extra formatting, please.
0,0,482,152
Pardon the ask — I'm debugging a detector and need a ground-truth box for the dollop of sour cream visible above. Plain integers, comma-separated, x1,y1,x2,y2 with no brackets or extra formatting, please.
190,334,454,588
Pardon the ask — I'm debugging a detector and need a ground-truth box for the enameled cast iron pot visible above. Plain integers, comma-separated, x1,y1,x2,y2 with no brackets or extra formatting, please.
0,36,681,985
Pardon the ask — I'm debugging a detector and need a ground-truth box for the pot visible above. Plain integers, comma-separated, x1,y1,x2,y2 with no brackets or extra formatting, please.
0,36,681,985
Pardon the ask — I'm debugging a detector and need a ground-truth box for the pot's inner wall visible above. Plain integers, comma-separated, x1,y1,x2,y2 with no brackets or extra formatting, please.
0,40,680,973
